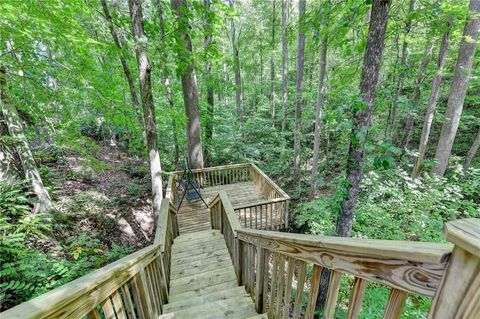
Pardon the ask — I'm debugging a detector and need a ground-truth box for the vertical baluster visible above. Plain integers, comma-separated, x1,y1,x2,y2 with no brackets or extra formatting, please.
282,257,295,319
255,205,258,229
305,265,323,319
382,289,408,319
324,270,342,319
101,297,116,319
144,265,160,317
131,269,153,319
275,255,287,318
121,284,137,319
249,207,253,228
346,277,367,319
111,290,127,319
268,253,280,318
293,261,307,319
255,247,266,312
269,204,273,230
244,208,247,228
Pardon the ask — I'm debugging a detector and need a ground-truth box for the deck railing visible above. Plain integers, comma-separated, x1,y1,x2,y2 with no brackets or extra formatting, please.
169,163,290,229
211,193,480,319
1,199,179,319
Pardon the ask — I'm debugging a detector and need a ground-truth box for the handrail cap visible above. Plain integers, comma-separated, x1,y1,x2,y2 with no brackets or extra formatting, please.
444,218,480,257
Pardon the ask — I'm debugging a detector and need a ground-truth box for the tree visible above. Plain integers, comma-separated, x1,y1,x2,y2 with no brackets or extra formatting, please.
463,127,480,175
411,23,451,178
292,0,306,185
204,0,214,164
171,0,204,169
337,0,392,237
100,0,146,146
128,0,164,219
270,0,276,125
228,0,244,130
0,65,52,214
431,0,480,177
309,2,329,199
280,0,288,132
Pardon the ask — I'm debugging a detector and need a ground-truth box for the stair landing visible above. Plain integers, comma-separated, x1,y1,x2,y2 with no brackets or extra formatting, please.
176,182,267,234
161,230,265,319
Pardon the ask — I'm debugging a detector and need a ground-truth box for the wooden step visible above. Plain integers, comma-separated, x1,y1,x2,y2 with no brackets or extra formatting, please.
163,286,249,312
160,296,256,319
171,247,229,265
170,268,237,295
173,230,221,244
170,254,231,273
172,237,225,252
168,280,239,303
170,265,235,288
172,242,227,259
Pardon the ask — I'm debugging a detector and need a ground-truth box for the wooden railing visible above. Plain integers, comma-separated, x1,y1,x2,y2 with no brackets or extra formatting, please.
169,163,290,229
211,192,480,319
1,199,179,319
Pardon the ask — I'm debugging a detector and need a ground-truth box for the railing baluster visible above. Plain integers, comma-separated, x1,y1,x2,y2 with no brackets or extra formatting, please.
111,290,127,319
120,284,137,319
87,308,101,319
255,206,258,229
268,253,280,318
101,297,116,319
305,265,323,319
282,257,295,319
382,289,408,319
293,261,307,319
275,254,287,318
255,247,266,313
324,270,342,319
346,277,367,319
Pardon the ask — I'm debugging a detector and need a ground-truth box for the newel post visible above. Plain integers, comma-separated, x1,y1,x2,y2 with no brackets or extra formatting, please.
234,236,243,285
428,218,480,318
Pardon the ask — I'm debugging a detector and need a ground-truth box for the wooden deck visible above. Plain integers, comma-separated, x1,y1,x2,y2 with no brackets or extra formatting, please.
177,182,267,234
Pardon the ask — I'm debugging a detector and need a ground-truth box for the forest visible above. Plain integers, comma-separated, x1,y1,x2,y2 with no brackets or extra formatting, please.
0,0,479,317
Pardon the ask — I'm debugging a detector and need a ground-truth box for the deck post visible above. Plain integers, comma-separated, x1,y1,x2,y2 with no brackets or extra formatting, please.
428,218,480,318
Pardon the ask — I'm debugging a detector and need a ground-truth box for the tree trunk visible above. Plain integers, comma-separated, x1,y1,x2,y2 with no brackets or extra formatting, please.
463,128,480,175
309,25,328,199
399,40,434,150
204,0,214,165
293,0,306,185
431,0,480,177
270,0,276,125
281,0,288,132
229,1,244,130
387,0,415,142
411,24,451,178
128,0,163,220
337,0,391,237
171,0,205,169
156,0,180,168
0,65,52,214
100,0,146,146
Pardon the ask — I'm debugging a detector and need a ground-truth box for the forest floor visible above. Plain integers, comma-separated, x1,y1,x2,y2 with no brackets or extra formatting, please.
42,141,154,251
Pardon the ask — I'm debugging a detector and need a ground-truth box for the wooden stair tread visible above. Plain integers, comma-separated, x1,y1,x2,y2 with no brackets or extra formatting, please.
168,280,240,303
159,295,256,319
163,286,249,312
170,266,235,288
171,247,229,265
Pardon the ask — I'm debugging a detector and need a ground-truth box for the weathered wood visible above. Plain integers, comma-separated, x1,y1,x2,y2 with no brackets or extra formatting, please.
111,290,127,319
293,260,307,319
268,253,281,318
120,284,137,319
346,277,367,319
101,297,116,319
255,247,266,312
282,257,295,319
237,229,450,296
305,265,323,319
87,308,101,319
382,289,408,319
324,270,342,319
275,254,287,318
428,219,480,318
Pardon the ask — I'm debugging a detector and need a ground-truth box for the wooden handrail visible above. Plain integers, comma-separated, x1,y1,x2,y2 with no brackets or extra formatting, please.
250,163,290,199
233,197,288,210
2,198,179,319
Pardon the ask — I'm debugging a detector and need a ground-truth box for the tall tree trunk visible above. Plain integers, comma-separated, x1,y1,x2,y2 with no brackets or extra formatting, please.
309,23,328,199
387,0,415,141
411,24,451,178
171,0,205,169
431,0,480,177
128,0,164,220
100,0,146,146
270,0,276,125
281,0,288,132
337,0,391,237
399,40,434,150
204,0,214,164
231,15,243,129
0,65,52,214
463,128,480,175
157,0,180,167
293,0,306,185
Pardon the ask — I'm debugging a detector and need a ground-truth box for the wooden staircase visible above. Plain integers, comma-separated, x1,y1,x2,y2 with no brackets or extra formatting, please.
160,230,265,319
2,164,479,319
